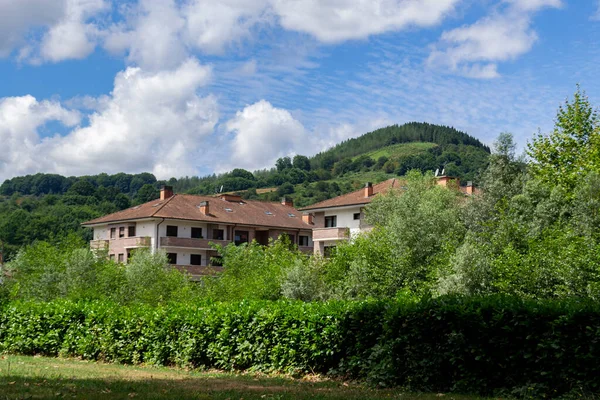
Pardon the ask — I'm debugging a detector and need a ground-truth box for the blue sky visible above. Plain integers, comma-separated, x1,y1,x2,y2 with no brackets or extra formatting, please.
0,0,599,181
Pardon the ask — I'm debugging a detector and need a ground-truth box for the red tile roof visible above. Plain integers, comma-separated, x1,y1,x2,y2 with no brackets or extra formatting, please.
299,179,404,211
82,194,312,230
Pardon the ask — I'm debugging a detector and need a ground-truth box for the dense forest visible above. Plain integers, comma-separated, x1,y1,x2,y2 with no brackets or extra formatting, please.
0,122,490,259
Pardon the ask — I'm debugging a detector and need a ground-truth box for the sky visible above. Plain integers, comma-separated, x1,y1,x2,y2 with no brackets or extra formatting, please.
0,0,599,181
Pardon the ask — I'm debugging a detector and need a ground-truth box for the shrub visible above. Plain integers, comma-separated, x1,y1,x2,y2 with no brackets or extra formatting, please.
1,296,600,398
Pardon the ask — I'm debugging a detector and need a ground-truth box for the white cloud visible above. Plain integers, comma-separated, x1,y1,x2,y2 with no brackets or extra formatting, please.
0,59,219,180
39,0,109,62
0,0,108,63
0,0,67,57
592,1,600,21
225,100,307,170
428,0,562,78
0,96,81,179
272,0,460,43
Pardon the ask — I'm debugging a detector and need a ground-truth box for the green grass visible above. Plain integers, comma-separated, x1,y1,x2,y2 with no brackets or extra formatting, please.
0,355,493,400
353,142,438,161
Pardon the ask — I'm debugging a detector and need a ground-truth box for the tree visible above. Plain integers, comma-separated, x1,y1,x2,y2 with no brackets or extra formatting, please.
275,157,292,172
67,180,96,197
528,85,600,191
277,182,294,196
292,155,311,171
135,184,159,204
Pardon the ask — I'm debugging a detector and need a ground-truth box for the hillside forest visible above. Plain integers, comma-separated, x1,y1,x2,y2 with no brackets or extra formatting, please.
0,122,489,259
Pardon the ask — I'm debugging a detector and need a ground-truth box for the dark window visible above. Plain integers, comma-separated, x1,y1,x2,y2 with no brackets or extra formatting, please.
353,213,361,220
213,229,224,240
109,254,115,261
110,228,116,239
325,216,337,228
234,230,249,246
191,227,203,239
128,225,136,237
190,254,202,265
299,236,309,246
126,249,135,263
118,253,124,263
119,227,125,238
211,256,223,266
167,253,177,264
166,225,178,237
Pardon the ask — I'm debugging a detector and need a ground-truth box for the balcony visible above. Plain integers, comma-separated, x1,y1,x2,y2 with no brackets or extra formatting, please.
312,227,350,242
160,237,230,249
122,236,151,248
298,246,314,254
90,239,109,251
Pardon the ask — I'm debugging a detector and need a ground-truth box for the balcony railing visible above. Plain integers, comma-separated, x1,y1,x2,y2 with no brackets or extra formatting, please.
298,246,314,254
122,236,151,248
312,227,350,241
160,237,230,249
90,239,109,250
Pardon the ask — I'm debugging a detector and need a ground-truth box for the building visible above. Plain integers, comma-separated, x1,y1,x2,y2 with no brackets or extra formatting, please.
300,176,475,255
82,186,314,278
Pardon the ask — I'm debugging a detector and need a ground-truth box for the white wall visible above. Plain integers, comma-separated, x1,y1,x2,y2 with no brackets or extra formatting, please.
324,206,363,235
157,220,229,240
93,226,109,240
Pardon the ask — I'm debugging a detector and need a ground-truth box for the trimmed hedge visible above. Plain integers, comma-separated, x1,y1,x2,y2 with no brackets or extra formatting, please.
1,296,599,397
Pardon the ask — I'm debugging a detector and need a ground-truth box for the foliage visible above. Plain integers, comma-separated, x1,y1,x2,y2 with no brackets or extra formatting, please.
202,238,313,301
528,85,600,191
1,296,600,397
1,241,196,305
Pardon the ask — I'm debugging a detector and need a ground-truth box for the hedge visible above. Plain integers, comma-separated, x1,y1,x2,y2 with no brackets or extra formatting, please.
1,296,599,398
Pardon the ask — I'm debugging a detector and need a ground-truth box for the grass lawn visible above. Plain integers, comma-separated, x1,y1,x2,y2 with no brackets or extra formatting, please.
353,142,438,161
0,355,493,400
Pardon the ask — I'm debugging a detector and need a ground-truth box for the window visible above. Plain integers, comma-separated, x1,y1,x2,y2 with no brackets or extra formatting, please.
299,236,309,246
119,227,125,238
191,227,203,239
190,254,202,266
126,249,135,263
110,228,116,239
109,254,115,261
128,225,136,237
325,216,337,228
211,256,223,266
118,253,124,263
234,230,249,246
353,213,361,220
213,229,224,240
166,225,178,237
166,253,177,264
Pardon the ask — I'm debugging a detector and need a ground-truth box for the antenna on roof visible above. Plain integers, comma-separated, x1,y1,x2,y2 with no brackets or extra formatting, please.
434,168,439,177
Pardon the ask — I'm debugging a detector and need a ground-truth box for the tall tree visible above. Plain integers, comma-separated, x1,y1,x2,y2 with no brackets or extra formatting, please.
527,85,600,191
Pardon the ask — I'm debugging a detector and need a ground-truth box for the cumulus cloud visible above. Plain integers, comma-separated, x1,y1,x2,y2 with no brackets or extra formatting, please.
0,59,219,180
428,0,562,78
272,0,460,43
0,96,81,179
225,100,307,171
1,0,109,63
0,0,67,57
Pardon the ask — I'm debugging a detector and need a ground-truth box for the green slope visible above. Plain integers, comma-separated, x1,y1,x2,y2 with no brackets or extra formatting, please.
353,142,438,161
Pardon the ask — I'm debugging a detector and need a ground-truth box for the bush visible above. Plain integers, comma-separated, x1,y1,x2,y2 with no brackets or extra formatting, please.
1,296,600,398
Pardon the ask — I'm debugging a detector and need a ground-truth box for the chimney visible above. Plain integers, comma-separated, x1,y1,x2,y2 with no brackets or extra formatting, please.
364,182,373,198
466,181,474,195
302,213,313,225
281,197,294,207
160,185,174,200
199,201,209,215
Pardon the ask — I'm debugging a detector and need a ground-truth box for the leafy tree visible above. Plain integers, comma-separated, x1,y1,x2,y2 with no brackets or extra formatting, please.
292,155,311,171
528,86,600,191
67,180,96,196
135,184,159,204
276,156,293,172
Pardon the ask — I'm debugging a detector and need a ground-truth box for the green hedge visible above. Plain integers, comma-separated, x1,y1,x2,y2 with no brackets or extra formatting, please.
1,297,599,397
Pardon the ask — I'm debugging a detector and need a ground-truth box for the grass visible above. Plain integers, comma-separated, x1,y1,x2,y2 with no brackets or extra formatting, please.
0,355,493,400
353,142,438,161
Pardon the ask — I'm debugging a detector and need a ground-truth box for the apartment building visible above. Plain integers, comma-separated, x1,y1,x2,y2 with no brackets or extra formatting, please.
300,176,475,255
82,186,314,278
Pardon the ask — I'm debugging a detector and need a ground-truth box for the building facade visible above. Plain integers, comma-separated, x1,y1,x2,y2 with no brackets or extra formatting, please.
300,177,475,255
83,187,314,278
